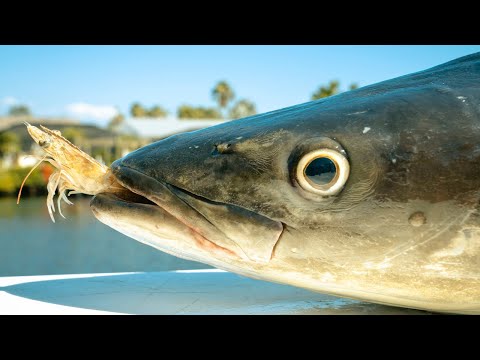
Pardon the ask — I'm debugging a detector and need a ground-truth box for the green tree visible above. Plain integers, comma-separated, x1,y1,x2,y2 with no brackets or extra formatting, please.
311,80,340,100
212,81,234,115
229,99,257,119
130,102,147,117
0,171,17,193
177,105,195,118
107,113,125,132
0,132,20,157
177,105,222,119
8,104,31,116
311,80,360,100
202,107,222,119
148,106,168,118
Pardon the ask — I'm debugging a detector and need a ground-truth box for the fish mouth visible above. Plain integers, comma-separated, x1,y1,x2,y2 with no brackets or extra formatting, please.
90,164,284,266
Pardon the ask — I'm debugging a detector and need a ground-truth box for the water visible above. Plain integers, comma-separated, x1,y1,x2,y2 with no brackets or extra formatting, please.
0,197,209,276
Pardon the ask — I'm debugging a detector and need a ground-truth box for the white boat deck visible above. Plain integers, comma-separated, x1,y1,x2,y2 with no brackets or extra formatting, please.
0,269,428,315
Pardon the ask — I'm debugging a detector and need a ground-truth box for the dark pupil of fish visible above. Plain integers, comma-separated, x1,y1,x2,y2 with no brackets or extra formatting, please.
305,157,337,186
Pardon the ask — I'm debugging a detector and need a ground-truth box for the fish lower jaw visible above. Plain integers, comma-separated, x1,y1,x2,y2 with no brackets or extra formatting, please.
232,269,480,315
91,209,241,266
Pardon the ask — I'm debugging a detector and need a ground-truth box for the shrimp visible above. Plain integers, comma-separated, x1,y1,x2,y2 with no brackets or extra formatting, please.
17,123,125,222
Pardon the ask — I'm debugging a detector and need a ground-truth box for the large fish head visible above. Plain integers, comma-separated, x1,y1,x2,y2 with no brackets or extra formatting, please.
90,102,373,269
91,53,480,313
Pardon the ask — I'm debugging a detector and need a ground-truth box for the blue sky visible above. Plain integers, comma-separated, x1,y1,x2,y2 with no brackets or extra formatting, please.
1,45,479,126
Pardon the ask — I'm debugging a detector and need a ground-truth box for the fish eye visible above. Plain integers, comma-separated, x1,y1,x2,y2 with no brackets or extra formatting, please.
39,140,50,148
296,149,350,196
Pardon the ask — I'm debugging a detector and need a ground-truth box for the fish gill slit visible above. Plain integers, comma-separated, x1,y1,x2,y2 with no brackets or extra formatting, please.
269,222,286,261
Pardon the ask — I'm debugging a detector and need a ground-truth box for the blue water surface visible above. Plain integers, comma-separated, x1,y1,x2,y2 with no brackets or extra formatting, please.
0,197,208,276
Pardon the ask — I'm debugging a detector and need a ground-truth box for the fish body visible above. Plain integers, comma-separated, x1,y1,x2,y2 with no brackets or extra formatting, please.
91,53,480,313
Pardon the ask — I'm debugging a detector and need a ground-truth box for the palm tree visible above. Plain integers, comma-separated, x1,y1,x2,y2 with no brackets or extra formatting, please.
311,80,340,100
202,107,222,119
148,106,168,118
212,81,234,116
130,102,147,117
311,81,360,100
177,105,222,119
229,99,257,119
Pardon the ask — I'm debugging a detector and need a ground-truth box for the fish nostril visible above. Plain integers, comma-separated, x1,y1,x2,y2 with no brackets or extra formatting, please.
213,143,233,155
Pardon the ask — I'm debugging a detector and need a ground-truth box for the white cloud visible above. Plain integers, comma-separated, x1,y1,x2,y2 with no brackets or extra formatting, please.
66,102,118,122
1,96,19,106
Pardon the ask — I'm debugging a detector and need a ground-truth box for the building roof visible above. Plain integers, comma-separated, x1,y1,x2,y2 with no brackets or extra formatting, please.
0,116,80,132
123,117,229,139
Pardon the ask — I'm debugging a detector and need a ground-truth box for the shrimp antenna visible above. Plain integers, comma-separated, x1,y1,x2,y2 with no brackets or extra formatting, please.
17,155,47,204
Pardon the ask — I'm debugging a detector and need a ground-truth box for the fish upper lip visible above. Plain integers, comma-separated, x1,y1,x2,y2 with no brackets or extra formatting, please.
112,162,270,222
110,163,285,262
111,163,228,216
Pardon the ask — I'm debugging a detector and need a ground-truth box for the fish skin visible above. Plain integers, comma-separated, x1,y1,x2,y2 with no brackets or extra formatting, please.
91,53,480,313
